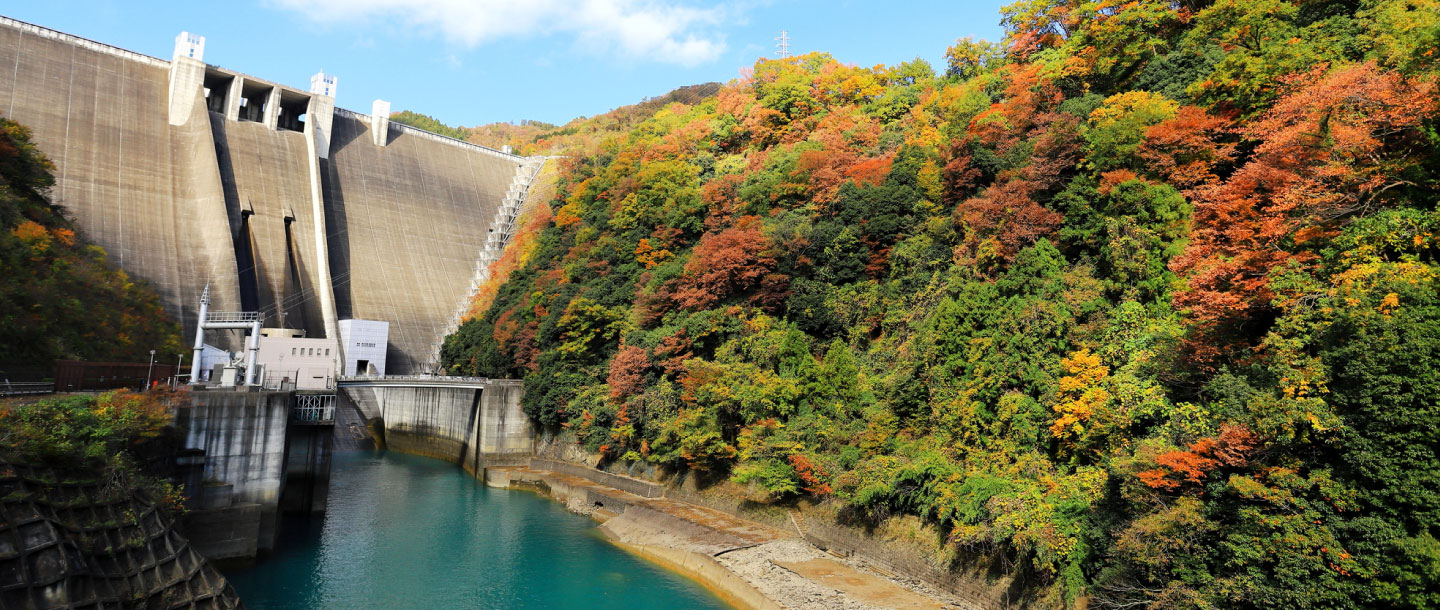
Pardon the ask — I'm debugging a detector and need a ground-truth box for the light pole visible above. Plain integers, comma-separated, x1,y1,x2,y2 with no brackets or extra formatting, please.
145,349,156,390
175,353,185,389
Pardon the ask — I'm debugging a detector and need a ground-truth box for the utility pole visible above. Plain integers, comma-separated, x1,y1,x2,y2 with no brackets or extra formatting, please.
775,30,791,59
145,349,156,390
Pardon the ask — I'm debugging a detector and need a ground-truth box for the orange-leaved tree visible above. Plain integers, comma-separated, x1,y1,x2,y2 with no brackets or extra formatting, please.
1171,62,1437,355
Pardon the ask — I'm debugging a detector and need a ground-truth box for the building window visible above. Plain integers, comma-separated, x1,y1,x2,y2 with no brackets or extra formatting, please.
325,348,330,356
291,348,296,355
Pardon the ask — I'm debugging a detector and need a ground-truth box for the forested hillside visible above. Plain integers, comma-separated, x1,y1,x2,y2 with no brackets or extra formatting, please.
442,1,1440,606
391,83,722,154
0,117,182,364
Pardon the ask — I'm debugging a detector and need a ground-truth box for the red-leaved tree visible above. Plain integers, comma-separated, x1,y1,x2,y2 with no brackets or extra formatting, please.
1171,62,1436,352
671,216,777,310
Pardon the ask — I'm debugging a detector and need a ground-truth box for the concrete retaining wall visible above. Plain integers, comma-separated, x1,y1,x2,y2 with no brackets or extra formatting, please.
0,461,243,608
540,446,1019,609
530,459,664,499
795,520,1016,609
343,380,532,468
175,392,289,505
174,391,290,551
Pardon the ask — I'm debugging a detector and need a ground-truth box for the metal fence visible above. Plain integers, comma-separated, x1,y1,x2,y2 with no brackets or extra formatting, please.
205,311,262,323
291,393,335,423
0,381,54,397
260,370,299,392
54,360,178,392
338,374,491,384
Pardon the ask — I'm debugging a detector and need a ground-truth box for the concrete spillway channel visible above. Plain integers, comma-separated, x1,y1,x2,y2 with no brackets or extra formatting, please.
0,16,548,373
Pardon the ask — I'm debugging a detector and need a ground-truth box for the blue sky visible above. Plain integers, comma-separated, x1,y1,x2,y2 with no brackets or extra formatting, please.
7,1,1007,127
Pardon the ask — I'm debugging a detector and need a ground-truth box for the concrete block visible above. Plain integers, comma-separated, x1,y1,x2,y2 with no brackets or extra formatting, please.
168,56,205,126
371,99,390,146
263,87,281,130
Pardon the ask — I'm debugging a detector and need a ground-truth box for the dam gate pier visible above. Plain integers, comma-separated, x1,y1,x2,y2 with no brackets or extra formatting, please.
173,388,338,560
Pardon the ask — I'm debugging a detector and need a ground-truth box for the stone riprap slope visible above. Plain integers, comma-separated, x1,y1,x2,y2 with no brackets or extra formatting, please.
0,462,242,610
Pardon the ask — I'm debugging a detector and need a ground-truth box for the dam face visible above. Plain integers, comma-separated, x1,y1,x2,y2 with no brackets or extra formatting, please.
0,18,542,373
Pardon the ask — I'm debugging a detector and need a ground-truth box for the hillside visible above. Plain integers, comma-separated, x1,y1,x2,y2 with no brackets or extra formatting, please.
0,117,182,365
390,83,723,155
441,1,1440,607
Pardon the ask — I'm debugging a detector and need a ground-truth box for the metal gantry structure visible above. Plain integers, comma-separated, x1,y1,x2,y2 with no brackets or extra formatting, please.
775,30,791,59
188,284,264,386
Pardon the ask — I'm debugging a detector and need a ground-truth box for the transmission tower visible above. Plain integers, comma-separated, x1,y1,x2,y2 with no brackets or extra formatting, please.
775,30,791,58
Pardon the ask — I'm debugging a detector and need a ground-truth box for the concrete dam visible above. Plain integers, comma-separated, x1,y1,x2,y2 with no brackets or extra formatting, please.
0,17,545,373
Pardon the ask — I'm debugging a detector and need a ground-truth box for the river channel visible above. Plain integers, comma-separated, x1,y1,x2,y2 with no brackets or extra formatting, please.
222,452,730,609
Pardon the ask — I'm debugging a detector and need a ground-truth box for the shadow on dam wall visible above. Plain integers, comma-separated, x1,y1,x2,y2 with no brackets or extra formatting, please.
0,17,545,372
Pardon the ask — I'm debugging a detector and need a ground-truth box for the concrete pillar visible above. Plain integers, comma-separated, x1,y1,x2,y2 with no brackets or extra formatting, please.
244,319,260,386
371,99,390,147
189,285,210,384
281,424,333,513
167,32,206,126
307,73,337,159
302,109,343,347
263,88,281,131
224,76,243,122
478,381,532,454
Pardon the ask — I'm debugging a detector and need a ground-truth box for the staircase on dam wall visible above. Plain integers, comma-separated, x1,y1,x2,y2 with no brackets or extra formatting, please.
427,156,549,370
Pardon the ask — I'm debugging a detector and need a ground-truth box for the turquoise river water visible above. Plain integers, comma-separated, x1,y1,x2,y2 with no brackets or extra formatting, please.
222,452,730,609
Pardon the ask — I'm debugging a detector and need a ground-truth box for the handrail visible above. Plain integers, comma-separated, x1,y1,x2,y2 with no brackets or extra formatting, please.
0,381,55,396
332,108,525,162
206,311,262,323
338,374,494,384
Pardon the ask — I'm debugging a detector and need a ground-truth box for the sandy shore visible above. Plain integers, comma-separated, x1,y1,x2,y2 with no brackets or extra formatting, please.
484,464,978,610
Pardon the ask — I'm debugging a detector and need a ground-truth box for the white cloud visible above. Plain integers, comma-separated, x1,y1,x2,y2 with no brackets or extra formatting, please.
269,0,729,66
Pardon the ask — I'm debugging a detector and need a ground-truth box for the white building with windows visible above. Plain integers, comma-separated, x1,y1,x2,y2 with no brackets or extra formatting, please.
255,335,338,390
339,319,389,376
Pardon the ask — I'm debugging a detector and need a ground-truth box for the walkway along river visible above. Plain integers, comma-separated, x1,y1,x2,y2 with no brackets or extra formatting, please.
221,451,730,609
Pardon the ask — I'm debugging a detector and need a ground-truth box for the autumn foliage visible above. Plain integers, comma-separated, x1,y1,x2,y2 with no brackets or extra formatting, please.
1,116,182,362
441,3,1440,606
1172,63,1437,350
669,215,777,310
1138,425,1259,490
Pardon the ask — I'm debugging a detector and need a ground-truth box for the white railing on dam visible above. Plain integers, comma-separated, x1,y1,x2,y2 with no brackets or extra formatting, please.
339,374,492,383
336,374,515,389
0,17,170,69
332,107,524,162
